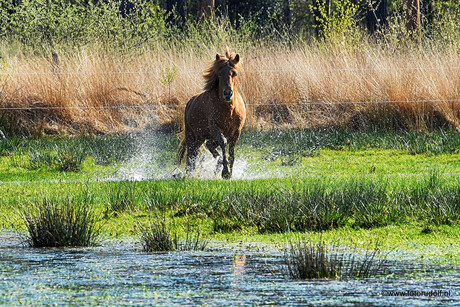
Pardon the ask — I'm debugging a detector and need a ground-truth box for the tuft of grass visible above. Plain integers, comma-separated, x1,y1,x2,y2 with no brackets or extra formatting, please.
137,218,177,252
86,135,136,166
106,181,137,215
26,142,86,172
136,216,208,252
20,195,101,247
54,144,87,172
284,238,388,280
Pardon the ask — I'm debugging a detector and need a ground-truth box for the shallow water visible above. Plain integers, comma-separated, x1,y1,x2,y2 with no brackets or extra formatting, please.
0,234,458,306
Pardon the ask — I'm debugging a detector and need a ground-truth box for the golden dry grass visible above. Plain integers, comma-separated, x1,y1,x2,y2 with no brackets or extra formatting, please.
1,44,460,134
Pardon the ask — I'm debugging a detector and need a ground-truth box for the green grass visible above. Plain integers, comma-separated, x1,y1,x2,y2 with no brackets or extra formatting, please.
0,129,459,262
19,194,102,247
2,128,460,183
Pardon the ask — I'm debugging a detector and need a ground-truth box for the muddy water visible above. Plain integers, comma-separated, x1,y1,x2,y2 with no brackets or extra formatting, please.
0,234,458,306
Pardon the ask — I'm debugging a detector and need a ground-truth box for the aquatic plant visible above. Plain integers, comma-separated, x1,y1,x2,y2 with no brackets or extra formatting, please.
176,231,208,251
284,239,388,280
136,216,207,252
20,195,101,247
137,218,177,252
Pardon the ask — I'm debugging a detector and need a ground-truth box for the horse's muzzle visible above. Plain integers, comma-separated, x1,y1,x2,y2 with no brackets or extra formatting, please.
223,89,233,102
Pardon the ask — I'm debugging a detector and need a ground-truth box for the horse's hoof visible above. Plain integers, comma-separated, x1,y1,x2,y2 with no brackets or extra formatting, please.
172,172,184,180
222,168,231,179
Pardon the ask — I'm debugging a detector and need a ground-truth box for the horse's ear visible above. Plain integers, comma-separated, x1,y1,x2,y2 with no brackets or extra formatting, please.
216,54,220,61
233,54,240,64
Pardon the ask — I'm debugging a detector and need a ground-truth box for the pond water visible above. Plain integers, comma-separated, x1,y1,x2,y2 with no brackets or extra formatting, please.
0,233,458,306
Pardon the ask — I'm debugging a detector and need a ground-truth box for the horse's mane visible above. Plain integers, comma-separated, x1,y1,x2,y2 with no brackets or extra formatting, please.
203,48,240,92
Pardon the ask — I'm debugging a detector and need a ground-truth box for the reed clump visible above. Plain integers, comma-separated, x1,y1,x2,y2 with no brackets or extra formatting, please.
106,181,138,216
20,196,101,247
136,216,207,252
284,239,388,280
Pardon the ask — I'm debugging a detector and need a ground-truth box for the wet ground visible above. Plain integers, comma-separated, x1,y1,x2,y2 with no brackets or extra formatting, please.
0,233,458,306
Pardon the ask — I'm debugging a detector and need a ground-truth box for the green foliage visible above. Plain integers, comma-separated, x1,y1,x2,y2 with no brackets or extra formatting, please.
0,0,166,51
160,65,177,100
0,0,459,58
430,0,460,49
310,0,363,45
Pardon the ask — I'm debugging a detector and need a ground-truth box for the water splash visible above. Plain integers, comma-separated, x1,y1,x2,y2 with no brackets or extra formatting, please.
109,133,288,182
110,132,177,181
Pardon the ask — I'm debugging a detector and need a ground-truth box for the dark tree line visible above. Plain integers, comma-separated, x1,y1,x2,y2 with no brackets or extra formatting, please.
161,0,438,34
1,0,454,36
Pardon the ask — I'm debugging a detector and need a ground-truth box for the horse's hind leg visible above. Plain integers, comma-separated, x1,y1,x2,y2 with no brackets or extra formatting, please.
186,141,201,177
212,126,230,179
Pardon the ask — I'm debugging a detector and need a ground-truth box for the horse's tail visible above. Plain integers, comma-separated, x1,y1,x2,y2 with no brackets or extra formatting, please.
177,130,186,165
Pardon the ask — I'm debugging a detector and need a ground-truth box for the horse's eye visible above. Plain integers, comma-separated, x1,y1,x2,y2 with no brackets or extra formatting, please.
232,72,237,77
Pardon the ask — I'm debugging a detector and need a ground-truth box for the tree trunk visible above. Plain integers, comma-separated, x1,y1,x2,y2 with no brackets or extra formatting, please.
283,0,291,27
405,0,420,34
197,0,215,20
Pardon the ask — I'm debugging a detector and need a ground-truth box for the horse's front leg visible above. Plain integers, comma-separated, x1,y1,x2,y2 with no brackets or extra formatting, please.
228,134,240,178
212,126,230,179
228,142,235,177
205,140,223,175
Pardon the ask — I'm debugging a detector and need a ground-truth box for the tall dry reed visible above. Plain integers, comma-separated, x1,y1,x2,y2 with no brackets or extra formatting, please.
1,44,459,134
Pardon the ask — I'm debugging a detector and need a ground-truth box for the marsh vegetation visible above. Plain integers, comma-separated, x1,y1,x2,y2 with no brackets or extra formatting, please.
0,0,459,303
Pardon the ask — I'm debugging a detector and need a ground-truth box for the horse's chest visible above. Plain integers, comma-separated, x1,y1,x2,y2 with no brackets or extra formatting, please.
217,110,241,131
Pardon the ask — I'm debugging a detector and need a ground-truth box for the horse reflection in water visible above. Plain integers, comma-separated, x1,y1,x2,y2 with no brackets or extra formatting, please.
178,48,246,179
231,254,247,293
233,254,247,276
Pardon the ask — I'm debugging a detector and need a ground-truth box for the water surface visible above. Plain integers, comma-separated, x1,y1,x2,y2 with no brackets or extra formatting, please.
0,234,458,306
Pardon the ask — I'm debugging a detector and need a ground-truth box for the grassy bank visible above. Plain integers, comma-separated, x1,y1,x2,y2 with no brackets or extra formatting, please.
0,130,459,263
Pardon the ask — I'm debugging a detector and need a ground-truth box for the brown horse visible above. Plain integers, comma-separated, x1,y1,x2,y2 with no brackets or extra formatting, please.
178,49,246,179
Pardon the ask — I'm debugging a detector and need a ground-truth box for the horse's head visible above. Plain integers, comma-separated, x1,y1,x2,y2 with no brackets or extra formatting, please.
216,52,240,103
